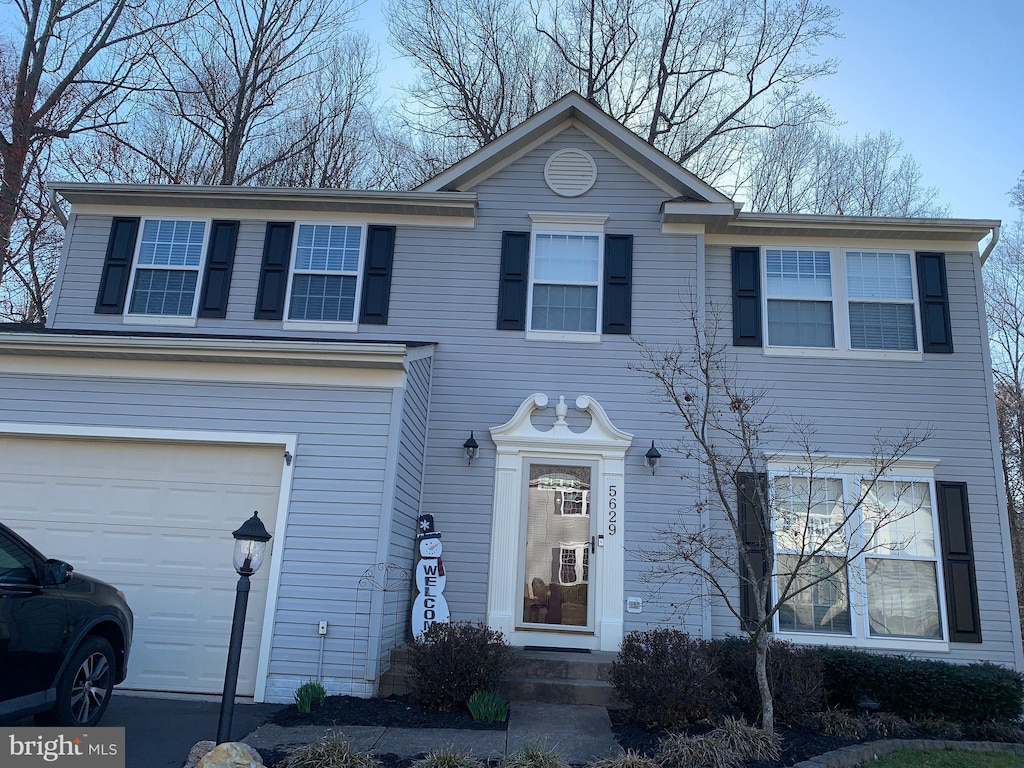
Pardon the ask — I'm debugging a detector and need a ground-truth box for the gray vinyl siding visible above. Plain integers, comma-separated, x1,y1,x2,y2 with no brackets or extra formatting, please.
38,124,1022,674
705,244,1019,666
382,355,433,659
0,370,399,700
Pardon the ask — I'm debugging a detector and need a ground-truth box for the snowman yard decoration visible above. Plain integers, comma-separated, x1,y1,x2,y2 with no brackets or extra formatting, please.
412,514,450,637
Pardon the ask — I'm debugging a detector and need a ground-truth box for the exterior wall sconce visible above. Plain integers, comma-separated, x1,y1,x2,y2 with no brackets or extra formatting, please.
463,432,480,464
645,441,661,474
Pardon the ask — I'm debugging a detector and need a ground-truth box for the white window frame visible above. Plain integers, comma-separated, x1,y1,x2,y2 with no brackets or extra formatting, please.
123,217,211,326
282,221,367,331
761,248,924,361
768,461,948,652
557,542,590,585
526,213,607,343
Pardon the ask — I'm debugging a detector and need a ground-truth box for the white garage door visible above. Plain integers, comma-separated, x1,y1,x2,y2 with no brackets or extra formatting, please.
0,435,283,697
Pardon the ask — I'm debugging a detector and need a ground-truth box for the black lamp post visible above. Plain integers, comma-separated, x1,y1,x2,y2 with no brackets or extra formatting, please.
216,511,271,744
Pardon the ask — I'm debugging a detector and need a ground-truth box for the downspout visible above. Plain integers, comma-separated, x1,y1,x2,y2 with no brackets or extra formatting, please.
48,188,68,228
981,224,1000,264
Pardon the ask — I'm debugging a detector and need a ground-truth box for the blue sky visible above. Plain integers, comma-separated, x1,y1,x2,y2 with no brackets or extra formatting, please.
363,0,1023,224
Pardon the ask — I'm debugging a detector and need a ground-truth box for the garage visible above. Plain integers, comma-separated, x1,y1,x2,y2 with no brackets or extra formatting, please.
0,434,284,697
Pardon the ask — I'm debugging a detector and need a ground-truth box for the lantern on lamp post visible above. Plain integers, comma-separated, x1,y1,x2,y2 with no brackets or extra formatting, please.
216,511,271,744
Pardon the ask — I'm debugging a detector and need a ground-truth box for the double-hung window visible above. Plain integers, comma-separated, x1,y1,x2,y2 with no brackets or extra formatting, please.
287,224,364,323
128,219,208,317
529,232,602,335
846,251,918,351
771,465,945,648
763,248,920,354
765,249,834,347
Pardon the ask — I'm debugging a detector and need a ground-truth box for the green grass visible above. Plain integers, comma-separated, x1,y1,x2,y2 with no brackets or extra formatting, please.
870,749,1023,768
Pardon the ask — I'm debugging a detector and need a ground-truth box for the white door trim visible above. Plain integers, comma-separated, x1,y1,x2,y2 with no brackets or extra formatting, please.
0,422,296,703
487,394,632,650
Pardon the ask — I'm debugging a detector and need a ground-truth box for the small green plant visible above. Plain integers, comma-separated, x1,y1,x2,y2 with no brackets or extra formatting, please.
466,690,509,723
501,743,569,768
288,733,381,768
293,679,327,714
590,750,660,768
412,747,483,768
802,708,867,739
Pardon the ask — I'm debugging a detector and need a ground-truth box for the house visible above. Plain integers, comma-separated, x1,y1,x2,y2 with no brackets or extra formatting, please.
0,93,1020,703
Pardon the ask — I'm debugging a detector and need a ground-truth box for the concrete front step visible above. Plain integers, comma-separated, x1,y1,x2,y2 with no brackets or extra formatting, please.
378,645,621,706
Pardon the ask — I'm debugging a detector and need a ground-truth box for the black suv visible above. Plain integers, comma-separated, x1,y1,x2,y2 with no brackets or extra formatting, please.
0,522,133,726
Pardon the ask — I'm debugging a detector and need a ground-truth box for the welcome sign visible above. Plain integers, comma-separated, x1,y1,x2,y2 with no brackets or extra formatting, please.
412,514,450,637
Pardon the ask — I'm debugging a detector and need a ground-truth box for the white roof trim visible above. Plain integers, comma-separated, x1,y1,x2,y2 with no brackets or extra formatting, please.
0,331,427,369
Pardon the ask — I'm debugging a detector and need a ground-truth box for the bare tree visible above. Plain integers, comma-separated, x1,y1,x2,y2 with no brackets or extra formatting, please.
0,0,190,294
746,125,948,216
107,0,382,188
388,0,840,186
387,0,564,148
631,308,929,734
986,200,1024,644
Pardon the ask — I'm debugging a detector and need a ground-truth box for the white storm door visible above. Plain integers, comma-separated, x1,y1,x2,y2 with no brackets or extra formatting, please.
518,461,596,632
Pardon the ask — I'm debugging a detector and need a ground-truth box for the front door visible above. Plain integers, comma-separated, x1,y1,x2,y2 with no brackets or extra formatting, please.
519,462,595,631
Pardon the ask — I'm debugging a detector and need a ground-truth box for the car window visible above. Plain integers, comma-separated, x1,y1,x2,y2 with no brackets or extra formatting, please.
0,533,37,585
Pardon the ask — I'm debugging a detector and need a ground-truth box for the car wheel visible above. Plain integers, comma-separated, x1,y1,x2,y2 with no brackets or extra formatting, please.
46,636,116,726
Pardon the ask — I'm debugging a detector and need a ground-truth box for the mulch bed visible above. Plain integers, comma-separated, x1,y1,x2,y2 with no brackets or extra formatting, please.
609,709,859,768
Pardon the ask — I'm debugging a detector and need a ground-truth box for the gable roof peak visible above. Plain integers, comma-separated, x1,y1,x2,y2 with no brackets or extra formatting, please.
417,93,732,204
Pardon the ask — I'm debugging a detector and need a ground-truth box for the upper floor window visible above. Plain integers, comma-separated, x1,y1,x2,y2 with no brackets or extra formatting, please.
529,232,602,334
128,219,208,317
287,224,364,323
762,248,919,353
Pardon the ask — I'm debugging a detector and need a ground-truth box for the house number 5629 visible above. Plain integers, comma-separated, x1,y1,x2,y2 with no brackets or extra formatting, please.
608,485,617,535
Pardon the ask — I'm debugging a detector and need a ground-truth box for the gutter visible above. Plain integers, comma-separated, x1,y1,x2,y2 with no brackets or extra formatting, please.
980,225,1001,264
48,187,68,227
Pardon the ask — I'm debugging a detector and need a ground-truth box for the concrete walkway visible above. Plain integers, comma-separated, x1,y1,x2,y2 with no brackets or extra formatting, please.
243,702,622,765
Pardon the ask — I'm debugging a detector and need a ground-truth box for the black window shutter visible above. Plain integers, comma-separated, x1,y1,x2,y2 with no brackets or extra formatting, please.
936,481,982,642
497,232,530,331
95,217,140,314
197,220,239,319
732,247,762,346
738,472,769,629
359,225,397,325
603,234,633,335
254,222,294,320
916,252,953,354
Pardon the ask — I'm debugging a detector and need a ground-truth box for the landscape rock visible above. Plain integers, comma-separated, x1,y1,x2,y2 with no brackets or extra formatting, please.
184,741,216,768
196,742,265,768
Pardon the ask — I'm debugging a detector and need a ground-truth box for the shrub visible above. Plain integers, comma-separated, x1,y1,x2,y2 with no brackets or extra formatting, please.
288,733,381,768
910,718,964,740
816,647,1024,723
964,721,1024,743
501,743,569,768
802,708,867,739
412,748,483,768
408,621,511,712
862,712,914,738
610,629,727,730
293,679,327,714
467,690,509,723
656,719,780,768
706,637,824,724
590,750,660,768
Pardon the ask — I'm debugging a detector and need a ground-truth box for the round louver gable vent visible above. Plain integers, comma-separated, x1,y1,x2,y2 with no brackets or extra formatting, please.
544,148,598,197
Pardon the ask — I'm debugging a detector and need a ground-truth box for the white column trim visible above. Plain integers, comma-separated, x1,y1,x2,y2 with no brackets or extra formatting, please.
487,394,633,651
